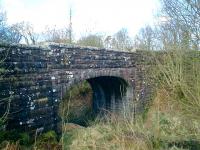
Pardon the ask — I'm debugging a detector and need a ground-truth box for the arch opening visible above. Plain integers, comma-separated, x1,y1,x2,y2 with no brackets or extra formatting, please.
87,76,129,114
60,76,132,126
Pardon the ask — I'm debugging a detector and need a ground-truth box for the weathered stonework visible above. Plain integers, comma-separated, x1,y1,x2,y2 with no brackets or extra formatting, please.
0,43,151,133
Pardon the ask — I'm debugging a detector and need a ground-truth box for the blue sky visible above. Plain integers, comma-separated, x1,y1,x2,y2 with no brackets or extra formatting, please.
1,0,160,39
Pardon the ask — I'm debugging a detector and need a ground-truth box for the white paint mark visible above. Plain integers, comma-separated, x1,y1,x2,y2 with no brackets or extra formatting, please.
30,106,35,110
66,71,73,78
36,127,44,133
51,76,56,80
26,119,34,124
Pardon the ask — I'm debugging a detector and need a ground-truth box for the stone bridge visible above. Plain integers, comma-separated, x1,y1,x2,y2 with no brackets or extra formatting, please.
0,44,151,133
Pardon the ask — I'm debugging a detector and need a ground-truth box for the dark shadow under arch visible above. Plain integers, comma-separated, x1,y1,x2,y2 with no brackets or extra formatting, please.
86,76,130,114
60,75,134,127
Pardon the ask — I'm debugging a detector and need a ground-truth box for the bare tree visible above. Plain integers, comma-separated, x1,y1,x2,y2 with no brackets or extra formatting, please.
134,25,155,50
12,22,38,45
104,35,112,48
158,20,192,50
0,10,13,130
106,28,133,51
134,0,199,51
77,34,104,48
42,26,71,43
0,11,22,44
160,0,200,50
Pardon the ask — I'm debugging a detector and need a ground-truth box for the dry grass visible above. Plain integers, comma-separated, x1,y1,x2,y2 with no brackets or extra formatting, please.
1,142,20,150
61,49,200,150
62,121,153,150
2,49,199,150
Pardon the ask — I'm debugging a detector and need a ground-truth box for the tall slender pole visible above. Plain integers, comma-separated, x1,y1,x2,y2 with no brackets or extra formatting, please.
69,7,72,44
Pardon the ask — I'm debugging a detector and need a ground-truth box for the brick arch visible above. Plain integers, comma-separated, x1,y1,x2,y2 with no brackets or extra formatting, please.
61,68,134,91
59,73,134,114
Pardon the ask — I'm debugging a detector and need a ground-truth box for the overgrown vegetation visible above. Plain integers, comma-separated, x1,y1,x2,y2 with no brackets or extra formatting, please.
0,0,200,149
60,49,200,150
0,130,61,150
0,49,200,150
59,81,94,126
57,0,200,148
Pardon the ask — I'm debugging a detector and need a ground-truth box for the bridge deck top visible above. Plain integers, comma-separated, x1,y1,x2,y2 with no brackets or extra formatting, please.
0,43,135,54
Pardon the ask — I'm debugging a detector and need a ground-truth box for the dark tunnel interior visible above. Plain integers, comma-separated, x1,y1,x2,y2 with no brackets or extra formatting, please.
87,76,129,114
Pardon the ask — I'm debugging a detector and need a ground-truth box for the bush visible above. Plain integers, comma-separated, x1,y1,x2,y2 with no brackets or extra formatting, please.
59,81,93,126
19,133,31,146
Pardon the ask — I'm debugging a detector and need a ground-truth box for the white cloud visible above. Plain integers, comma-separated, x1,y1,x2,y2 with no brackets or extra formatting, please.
1,0,159,38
